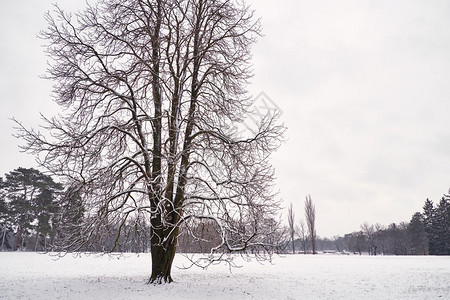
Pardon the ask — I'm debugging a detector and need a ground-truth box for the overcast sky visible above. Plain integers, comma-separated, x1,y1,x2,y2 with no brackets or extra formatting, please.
1,0,449,237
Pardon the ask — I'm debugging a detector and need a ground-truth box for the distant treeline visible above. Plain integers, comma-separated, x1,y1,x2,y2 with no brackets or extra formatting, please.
1,167,448,255
291,193,449,256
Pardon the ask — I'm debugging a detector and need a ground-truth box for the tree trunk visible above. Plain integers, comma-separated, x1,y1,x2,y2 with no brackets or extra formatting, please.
1,226,6,251
21,234,26,250
14,226,22,251
148,224,179,284
148,240,177,284
34,232,40,252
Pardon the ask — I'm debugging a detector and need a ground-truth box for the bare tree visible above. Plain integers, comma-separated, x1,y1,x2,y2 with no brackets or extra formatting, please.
296,220,307,254
332,235,341,253
349,231,366,255
374,223,386,255
361,222,377,255
304,194,316,254
16,0,284,283
287,202,295,254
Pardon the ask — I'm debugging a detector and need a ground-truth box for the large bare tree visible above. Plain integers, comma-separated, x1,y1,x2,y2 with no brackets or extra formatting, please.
16,0,284,283
305,195,316,254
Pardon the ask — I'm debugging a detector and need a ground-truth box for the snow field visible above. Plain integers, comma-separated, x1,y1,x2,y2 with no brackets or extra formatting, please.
1,252,449,299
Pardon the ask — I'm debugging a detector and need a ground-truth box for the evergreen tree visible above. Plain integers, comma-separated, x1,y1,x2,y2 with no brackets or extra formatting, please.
0,177,10,250
446,192,450,254
0,177,6,217
3,168,62,251
408,212,428,255
434,196,449,255
422,195,450,255
422,198,438,254
33,188,61,251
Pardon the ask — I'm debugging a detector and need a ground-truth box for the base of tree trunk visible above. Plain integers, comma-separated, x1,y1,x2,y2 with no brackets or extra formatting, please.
148,237,177,284
147,274,173,284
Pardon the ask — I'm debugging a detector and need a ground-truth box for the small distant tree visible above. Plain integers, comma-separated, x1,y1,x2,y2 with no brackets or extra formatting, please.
361,222,376,255
349,231,366,255
288,203,295,254
398,222,410,254
374,223,386,255
304,195,316,254
331,235,342,253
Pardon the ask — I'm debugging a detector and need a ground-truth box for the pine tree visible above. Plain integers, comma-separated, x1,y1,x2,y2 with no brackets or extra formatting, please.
33,188,61,251
423,198,438,254
0,177,10,250
435,196,449,255
408,212,428,255
446,192,450,254
3,168,62,251
0,177,6,217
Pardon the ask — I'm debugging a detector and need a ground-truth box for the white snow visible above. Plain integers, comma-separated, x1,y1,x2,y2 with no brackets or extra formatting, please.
1,252,449,299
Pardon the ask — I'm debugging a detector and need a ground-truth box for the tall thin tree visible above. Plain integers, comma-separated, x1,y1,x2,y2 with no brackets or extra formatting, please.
305,194,316,254
288,202,295,254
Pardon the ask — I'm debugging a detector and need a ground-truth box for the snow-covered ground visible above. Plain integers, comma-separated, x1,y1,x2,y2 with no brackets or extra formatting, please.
1,252,449,299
